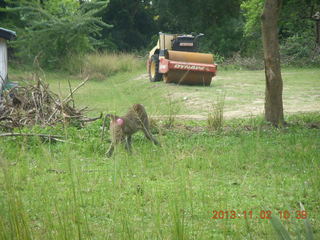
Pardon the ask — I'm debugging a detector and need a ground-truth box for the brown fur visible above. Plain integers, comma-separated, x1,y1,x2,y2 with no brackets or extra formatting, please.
105,104,160,157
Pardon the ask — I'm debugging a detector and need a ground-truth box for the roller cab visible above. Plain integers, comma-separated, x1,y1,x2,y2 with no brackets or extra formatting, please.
147,32,217,86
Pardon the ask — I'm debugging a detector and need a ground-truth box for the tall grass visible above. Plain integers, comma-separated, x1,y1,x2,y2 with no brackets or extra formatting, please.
269,203,314,240
207,95,225,131
164,94,181,128
73,52,145,80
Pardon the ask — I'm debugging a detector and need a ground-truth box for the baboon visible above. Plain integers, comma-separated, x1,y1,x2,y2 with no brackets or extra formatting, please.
104,104,160,157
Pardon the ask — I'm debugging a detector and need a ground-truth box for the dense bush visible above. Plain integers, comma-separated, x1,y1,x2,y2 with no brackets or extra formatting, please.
221,53,264,70
7,1,110,69
280,33,320,66
240,0,320,66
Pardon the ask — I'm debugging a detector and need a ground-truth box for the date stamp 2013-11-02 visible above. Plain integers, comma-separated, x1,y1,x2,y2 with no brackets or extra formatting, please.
211,210,308,220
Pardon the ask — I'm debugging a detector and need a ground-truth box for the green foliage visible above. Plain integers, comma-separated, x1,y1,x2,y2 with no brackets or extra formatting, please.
2,0,320,68
281,32,320,66
278,0,319,66
241,0,320,62
213,53,225,64
42,0,79,16
5,0,111,68
241,0,263,38
98,0,158,51
152,0,244,56
279,0,315,39
240,0,264,56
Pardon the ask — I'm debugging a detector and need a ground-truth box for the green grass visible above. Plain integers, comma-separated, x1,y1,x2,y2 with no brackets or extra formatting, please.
9,69,185,121
9,67,320,119
0,114,319,239
3,66,319,239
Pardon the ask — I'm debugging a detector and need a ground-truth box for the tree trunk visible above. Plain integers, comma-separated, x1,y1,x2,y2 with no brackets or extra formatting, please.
261,0,284,126
312,12,320,46
316,20,320,47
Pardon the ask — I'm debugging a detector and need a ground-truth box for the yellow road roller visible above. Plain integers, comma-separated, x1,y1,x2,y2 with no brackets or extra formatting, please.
147,32,217,86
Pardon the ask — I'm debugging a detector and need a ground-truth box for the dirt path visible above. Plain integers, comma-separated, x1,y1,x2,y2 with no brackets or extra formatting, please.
139,70,320,120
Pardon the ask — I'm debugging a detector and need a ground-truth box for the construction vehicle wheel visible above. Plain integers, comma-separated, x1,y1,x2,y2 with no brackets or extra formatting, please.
149,54,162,82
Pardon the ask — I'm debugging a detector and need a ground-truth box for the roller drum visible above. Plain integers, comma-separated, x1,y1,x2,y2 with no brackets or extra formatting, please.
165,50,215,85
163,71,212,86
167,50,214,63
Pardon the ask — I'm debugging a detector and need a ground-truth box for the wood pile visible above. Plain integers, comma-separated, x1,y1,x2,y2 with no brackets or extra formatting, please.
0,73,100,130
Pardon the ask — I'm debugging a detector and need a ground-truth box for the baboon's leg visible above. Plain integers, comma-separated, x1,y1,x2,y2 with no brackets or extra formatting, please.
142,128,160,146
141,119,159,145
106,144,115,157
124,135,132,153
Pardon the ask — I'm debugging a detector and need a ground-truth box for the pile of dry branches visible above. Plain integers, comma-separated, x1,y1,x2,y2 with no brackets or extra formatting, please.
0,73,100,130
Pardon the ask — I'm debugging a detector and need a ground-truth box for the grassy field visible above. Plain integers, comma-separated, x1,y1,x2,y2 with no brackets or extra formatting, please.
1,66,319,239
9,66,319,119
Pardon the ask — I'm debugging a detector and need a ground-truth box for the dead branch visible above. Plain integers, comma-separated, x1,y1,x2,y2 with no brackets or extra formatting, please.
67,78,75,108
81,113,102,122
0,132,62,139
63,77,89,103
0,74,99,129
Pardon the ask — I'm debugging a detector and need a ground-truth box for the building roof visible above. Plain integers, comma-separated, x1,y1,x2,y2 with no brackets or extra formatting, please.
0,27,16,40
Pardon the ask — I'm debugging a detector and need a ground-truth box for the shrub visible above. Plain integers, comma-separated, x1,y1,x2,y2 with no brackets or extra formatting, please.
8,1,110,69
222,52,264,70
280,33,320,67
207,96,225,131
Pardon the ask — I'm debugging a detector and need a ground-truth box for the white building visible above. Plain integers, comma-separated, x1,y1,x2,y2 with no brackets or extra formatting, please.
0,27,16,95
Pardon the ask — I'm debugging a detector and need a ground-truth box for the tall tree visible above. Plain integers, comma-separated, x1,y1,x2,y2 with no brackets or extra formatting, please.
242,0,320,59
152,0,243,56
100,0,157,51
261,0,284,126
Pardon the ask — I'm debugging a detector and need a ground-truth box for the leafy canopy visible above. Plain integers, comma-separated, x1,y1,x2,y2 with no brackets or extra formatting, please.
3,0,111,68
